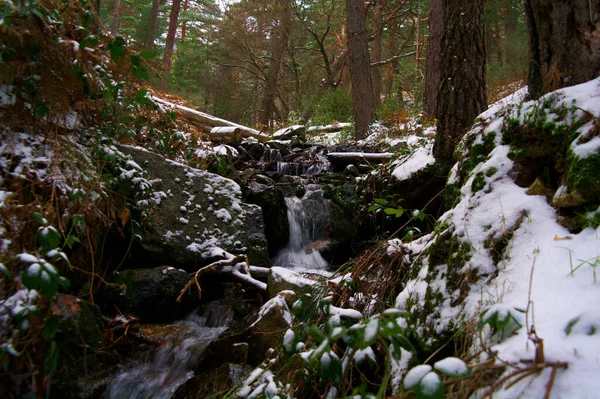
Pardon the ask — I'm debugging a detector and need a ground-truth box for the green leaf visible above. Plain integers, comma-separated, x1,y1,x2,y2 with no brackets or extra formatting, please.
42,317,60,341
415,372,444,399
114,36,126,46
282,329,297,357
565,316,580,336
374,198,388,205
380,319,403,338
21,263,41,289
44,341,59,374
31,212,46,225
433,357,470,378
58,276,70,289
0,263,11,278
38,226,61,251
39,271,58,297
416,211,426,222
318,351,343,387
139,49,155,59
34,100,49,117
359,318,379,349
65,235,81,247
367,204,381,212
394,334,415,353
130,53,140,67
309,325,326,343
133,66,150,81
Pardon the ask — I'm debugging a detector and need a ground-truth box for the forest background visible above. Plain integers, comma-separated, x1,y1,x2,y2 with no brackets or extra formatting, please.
98,0,527,132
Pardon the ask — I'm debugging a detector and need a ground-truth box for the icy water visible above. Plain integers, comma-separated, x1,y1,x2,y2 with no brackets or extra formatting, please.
106,302,233,399
272,185,329,270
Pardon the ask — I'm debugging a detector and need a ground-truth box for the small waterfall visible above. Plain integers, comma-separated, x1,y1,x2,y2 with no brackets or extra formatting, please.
272,186,329,270
106,302,233,399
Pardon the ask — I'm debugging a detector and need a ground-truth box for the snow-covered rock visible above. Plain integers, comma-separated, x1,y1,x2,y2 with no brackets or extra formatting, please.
119,146,269,268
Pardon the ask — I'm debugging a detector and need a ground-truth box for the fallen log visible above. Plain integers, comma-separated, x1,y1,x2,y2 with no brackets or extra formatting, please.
326,152,394,163
153,97,271,143
209,126,243,144
307,122,352,134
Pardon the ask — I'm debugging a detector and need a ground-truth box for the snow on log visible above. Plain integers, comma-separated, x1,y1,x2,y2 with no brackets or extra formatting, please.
307,122,352,134
326,152,394,164
209,126,243,144
153,97,270,143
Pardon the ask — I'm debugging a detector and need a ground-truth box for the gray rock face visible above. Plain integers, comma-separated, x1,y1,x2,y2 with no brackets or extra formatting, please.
119,146,269,267
245,181,289,257
248,295,292,363
102,266,194,322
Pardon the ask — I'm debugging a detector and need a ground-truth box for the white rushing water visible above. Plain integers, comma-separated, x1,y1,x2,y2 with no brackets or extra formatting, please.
106,302,233,399
272,186,329,270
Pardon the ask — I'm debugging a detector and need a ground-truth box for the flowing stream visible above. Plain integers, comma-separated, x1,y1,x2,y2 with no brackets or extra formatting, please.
106,302,233,399
272,185,329,270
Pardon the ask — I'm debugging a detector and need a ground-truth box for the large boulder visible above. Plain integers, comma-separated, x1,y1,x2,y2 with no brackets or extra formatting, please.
50,294,113,396
119,146,269,268
101,266,196,322
244,182,289,257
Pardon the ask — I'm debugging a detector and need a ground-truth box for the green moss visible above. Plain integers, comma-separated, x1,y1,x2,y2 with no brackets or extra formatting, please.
485,167,498,177
567,151,600,200
471,172,486,193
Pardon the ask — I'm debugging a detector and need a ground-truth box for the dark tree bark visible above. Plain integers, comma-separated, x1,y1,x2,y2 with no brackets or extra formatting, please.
347,0,376,140
163,0,183,86
423,0,443,118
146,0,161,51
111,0,120,36
434,0,487,162
258,0,292,129
525,0,600,100
371,0,384,107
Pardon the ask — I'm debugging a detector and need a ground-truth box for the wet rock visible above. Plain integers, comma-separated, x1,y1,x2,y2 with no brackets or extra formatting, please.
242,203,271,267
551,185,588,207
173,363,252,399
248,295,292,363
101,266,196,322
245,182,289,257
267,267,322,298
118,146,269,268
344,164,360,176
526,177,554,198
254,174,276,186
50,294,112,395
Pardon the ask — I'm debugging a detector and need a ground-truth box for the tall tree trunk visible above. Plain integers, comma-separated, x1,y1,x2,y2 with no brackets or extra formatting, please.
163,0,183,87
146,0,160,51
495,19,503,67
371,0,384,107
181,0,189,42
111,0,120,36
423,0,443,118
434,0,487,162
258,0,292,129
525,0,600,100
347,0,376,140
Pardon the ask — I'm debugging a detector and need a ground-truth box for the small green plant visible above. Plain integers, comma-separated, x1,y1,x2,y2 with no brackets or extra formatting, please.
403,357,471,399
478,304,523,341
568,256,600,283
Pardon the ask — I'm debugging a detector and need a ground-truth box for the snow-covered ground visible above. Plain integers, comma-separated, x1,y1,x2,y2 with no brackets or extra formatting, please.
394,77,600,398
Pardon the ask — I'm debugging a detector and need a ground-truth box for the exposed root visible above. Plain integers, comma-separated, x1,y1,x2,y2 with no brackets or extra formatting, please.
176,253,267,302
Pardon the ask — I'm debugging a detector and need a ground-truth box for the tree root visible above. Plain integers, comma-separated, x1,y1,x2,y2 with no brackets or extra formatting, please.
176,254,267,302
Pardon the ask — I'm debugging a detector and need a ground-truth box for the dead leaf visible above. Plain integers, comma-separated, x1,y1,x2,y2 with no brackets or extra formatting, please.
120,208,130,227
553,235,573,241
